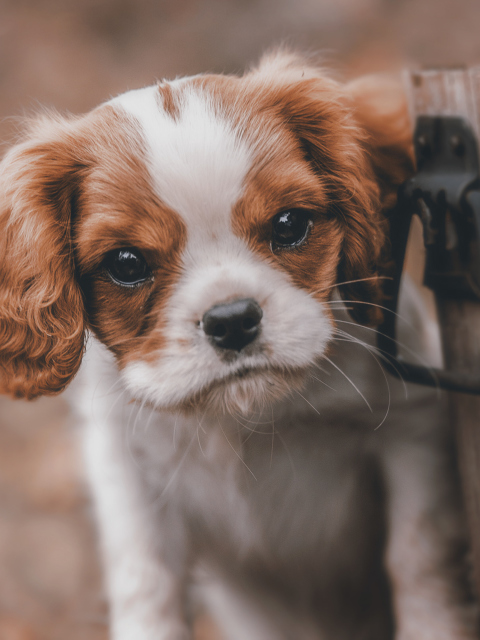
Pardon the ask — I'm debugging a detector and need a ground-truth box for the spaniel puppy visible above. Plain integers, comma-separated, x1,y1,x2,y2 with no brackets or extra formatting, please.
0,52,476,639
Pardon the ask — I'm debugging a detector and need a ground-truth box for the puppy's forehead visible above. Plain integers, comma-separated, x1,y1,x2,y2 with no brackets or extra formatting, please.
110,82,252,231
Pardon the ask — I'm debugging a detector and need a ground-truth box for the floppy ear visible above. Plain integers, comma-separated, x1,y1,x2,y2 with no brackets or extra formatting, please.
253,53,414,324
0,117,87,399
347,76,414,204
339,75,415,323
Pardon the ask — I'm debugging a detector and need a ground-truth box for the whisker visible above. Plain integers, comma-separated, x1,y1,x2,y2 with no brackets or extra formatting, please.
309,372,338,393
241,413,262,443
230,411,277,426
322,355,373,412
230,411,275,436
294,388,321,416
150,434,196,510
197,410,207,434
332,326,409,395
217,416,257,481
331,328,393,428
334,318,441,393
275,431,297,480
143,401,158,435
312,276,393,296
90,377,129,437
374,388,391,430
323,298,414,330
315,363,332,377
196,418,207,458
125,398,149,470
173,413,179,451
92,373,124,400
130,393,149,437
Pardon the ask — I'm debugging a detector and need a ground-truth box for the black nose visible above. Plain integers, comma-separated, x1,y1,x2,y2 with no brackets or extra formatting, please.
202,298,263,351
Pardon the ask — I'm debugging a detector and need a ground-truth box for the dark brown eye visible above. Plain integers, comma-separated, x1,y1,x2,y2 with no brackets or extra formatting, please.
104,248,151,286
271,209,311,248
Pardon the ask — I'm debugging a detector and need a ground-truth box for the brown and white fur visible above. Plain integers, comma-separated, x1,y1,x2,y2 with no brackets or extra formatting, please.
0,52,476,639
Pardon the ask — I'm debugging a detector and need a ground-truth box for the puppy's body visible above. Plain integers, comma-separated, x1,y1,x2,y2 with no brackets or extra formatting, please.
75,301,469,640
0,53,476,638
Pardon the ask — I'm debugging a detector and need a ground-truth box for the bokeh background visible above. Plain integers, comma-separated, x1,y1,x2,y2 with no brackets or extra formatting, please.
1,1,480,638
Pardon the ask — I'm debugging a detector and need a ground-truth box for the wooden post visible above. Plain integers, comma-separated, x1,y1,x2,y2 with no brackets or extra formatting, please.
437,299,480,591
406,68,480,595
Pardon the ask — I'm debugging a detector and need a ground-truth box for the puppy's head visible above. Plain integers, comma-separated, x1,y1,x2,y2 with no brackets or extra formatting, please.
0,52,413,413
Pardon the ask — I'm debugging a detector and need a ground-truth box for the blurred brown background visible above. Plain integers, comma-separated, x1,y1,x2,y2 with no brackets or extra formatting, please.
1,1,480,639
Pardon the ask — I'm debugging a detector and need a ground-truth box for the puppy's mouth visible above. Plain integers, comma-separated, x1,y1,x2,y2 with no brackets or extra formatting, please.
217,361,289,384
208,364,269,388
179,361,308,415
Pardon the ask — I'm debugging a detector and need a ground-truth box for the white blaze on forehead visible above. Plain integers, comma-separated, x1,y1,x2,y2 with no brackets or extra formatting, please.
110,84,252,229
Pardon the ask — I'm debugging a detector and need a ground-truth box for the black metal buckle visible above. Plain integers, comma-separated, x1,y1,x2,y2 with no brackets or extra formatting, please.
377,115,480,394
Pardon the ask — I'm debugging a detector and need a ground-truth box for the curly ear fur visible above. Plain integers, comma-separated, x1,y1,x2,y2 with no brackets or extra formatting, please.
0,116,87,399
340,75,415,324
254,53,414,325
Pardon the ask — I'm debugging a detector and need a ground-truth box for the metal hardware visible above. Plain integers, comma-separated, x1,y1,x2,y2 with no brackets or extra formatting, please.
377,115,480,394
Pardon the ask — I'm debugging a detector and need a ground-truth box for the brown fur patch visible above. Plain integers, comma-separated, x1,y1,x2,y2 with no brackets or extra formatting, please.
157,82,181,120
232,141,343,302
73,107,187,364
186,56,413,323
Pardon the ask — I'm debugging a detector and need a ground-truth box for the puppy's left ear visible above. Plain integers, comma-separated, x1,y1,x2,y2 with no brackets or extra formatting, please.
337,75,415,325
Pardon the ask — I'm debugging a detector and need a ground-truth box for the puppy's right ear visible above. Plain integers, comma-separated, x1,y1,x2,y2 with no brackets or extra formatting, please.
0,116,86,399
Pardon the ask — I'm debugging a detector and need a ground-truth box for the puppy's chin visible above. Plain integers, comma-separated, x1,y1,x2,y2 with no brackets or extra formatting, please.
182,366,308,416
125,362,309,417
